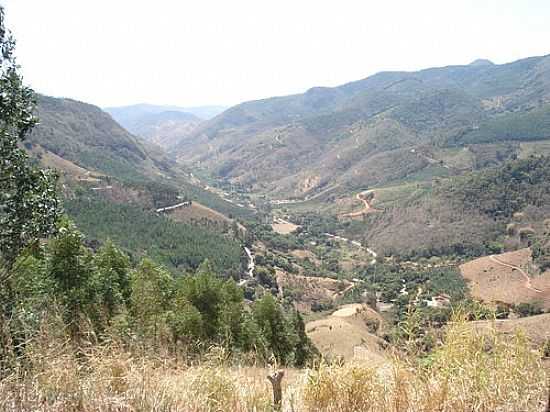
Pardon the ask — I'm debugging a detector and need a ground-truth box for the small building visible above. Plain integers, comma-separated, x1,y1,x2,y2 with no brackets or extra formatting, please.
426,293,451,308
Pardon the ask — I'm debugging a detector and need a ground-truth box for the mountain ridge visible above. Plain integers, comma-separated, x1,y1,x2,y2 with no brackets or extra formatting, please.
174,54,550,198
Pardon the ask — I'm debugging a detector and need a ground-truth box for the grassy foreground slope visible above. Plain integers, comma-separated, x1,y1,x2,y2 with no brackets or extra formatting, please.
2,317,546,411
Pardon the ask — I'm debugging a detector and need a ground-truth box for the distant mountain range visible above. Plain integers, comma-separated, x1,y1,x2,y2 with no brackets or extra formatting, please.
175,54,550,198
104,104,227,148
24,55,550,264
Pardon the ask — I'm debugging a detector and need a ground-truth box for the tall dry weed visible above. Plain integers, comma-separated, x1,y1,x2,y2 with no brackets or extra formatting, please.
0,315,548,411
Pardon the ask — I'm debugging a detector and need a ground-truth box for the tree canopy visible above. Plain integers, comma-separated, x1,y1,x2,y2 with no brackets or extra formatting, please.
0,6,59,279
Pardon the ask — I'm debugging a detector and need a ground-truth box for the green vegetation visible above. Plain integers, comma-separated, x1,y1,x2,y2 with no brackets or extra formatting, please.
362,263,466,303
3,220,316,367
439,155,550,219
64,195,243,274
514,302,544,318
176,50,550,198
0,18,59,272
2,8,550,411
358,155,550,260
29,95,170,181
456,104,550,145
532,219,550,271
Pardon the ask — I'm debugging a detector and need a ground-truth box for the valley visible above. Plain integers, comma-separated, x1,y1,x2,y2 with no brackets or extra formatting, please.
26,85,550,367
3,3,550,406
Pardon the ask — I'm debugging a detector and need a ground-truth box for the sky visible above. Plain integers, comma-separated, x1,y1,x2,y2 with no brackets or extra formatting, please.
2,0,550,108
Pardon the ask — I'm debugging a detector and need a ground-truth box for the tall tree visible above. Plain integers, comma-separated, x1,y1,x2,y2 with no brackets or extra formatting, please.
94,240,131,317
130,258,174,342
47,220,97,336
0,6,59,283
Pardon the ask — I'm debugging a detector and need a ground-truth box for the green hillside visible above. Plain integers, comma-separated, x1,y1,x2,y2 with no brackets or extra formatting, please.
360,156,550,259
64,195,243,274
30,95,173,180
176,55,550,198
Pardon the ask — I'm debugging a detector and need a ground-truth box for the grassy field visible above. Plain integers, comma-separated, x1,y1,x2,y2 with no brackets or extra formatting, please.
1,316,547,411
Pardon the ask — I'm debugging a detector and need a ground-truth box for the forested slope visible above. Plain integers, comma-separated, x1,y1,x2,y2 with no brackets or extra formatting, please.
361,156,550,258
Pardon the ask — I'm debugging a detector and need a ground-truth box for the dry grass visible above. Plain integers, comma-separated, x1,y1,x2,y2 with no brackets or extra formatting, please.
1,317,548,411
306,304,386,362
461,248,550,309
168,202,235,227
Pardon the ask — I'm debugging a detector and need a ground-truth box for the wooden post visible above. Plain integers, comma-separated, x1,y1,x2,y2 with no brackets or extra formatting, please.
267,370,284,410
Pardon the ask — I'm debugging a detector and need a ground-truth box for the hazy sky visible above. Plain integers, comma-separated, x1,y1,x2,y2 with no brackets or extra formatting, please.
2,0,550,108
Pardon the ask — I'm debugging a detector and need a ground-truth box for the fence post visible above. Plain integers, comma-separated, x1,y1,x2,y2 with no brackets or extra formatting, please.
267,370,284,410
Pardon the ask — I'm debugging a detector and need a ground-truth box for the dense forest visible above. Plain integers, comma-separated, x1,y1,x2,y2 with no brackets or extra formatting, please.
439,155,550,219
64,195,244,274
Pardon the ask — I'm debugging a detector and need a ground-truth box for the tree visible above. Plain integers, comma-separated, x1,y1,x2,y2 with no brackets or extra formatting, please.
47,219,97,336
0,6,59,283
290,310,316,366
94,240,131,318
130,258,174,342
252,294,294,364
166,292,203,347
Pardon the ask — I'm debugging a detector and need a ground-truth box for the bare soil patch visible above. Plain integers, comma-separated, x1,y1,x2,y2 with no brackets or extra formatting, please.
168,201,246,232
271,218,299,234
306,304,387,362
469,313,550,347
460,248,550,309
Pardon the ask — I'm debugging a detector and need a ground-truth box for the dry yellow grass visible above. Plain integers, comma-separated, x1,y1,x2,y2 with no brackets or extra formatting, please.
307,304,386,362
1,317,548,411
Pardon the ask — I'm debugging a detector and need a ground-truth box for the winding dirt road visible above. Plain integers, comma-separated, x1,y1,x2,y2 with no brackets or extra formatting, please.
340,190,378,218
489,255,543,293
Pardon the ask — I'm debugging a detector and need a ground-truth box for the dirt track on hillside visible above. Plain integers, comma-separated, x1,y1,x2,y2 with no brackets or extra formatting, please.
340,191,378,218
489,254,543,293
460,249,550,309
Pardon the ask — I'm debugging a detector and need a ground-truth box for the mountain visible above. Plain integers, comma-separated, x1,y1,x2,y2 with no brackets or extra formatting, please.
175,54,550,198
105,103,227,122
360,155,550,259
104,104,227,148
29,95,174,180
25,95,250,273
468,58,495,67
123,110,203,148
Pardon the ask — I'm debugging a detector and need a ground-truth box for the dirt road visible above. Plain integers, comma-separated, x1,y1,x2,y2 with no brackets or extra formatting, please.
340,190,377,218
155,201,191,213
324,233,377,265
489,255,543,293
